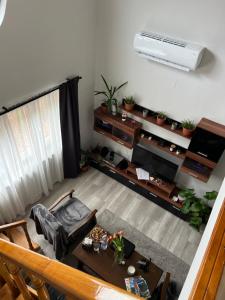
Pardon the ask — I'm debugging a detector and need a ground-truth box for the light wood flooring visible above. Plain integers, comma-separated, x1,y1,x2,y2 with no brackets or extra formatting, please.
29,167,203,266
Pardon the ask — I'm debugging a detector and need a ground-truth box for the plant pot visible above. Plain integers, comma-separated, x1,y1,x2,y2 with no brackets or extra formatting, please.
178,194,185,203
124,103,134,112
182,128,194,137
101,103,108,113
81,165,89,172
156,117,166,126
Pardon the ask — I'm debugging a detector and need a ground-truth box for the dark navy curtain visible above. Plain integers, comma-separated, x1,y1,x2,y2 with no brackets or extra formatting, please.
59,77,81,178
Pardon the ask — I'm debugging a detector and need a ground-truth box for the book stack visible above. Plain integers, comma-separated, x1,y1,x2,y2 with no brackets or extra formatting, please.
125,276,151,298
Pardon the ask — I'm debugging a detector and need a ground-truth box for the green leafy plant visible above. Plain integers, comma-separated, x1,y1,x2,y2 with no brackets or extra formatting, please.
181,119,195,130
94,75,128,110
203,191,218,201
179,188,212,230
80,150,89,168
124,96,135,105
157,112,167,120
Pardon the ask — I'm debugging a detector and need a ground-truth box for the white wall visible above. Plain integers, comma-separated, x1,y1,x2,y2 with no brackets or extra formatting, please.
0,0,97,149
94,0,225,193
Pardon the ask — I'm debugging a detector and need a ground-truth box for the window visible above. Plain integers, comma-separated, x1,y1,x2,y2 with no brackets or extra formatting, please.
0,89,63,189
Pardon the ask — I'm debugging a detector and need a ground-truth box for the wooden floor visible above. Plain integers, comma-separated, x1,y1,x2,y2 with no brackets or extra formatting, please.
31,167,202,266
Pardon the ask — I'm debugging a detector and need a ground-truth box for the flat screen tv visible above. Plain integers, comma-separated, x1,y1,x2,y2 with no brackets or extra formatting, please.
132,144,178,183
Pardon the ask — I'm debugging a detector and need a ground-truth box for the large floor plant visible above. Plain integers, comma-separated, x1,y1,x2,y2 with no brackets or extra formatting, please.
179,188,216,231
94,75,128,112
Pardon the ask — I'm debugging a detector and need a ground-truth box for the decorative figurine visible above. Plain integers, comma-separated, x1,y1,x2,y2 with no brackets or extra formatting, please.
170,144,176,152
171,122,178,130
122,112,127,122
176,149,181,155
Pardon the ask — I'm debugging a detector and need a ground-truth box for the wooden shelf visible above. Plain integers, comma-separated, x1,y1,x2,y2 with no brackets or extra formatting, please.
95,107,142,133
120,104,191,140
126,163,176,197
140,136,186,160
186,151,216,169
94,107,142,149
106,164,183,209
94,127,133,149
101,164,183,209
180,157,213,182
180,165,211,183
139,129,187,160
89,157,187,219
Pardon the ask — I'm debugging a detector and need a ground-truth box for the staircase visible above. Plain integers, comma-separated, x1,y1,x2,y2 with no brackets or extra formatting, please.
0,221,140,300
0,220,40,252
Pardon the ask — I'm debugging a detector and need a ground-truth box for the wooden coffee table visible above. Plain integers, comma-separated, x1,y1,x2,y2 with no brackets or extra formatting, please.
73,228,163,295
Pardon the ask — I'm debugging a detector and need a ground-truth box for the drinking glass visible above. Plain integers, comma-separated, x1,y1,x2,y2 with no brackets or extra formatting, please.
100,234,108,250
93,241,100,252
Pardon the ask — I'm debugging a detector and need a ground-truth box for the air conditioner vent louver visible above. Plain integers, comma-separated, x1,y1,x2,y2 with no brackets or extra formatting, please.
141,32,186,48
141,32,163,41
163,38,186,48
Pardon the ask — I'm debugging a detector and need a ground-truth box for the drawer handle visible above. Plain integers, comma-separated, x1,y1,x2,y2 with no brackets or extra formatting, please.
149,192,157,198
109,169,116,174
129,180,136,185
188,172,198,178
172,206,180,211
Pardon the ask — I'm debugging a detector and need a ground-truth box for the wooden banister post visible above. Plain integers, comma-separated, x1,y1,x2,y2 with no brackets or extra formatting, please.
0,239,141,300
0,257,19,297
22,223,35,251
5,229,14,243
29,273,50,300
0,273,4,286
6,262,33,300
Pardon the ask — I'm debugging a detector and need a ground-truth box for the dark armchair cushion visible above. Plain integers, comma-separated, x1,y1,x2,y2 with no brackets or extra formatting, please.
52,198,91,235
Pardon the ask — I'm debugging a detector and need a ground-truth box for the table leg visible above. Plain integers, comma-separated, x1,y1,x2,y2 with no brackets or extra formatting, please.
77,259,84,270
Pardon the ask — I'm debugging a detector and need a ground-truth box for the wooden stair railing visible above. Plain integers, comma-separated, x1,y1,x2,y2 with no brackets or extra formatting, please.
0,239,141,300
189,199,225,300
0,220,40,252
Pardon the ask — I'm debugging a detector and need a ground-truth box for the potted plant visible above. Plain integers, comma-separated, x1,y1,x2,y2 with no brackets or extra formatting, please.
80,150,89,172
156,112,167,126
100,102,108,113
179,188,212,231
108,230,125,264
178,188,194,203
181,119,195,137
94,75,128,114
203,191,218,208
124,96,135,112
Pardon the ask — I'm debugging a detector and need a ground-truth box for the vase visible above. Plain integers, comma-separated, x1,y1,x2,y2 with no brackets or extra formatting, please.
111,99,118,116
114,249,124,265
143,109,149,118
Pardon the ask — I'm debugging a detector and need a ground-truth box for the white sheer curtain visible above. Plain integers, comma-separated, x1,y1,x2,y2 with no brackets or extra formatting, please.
0,90,63,224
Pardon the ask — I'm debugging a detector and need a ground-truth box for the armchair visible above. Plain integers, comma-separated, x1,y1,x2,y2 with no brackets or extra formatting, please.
30,189,97,259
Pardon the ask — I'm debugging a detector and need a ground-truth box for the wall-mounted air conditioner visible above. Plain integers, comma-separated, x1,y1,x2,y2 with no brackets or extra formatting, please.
134,32,205,72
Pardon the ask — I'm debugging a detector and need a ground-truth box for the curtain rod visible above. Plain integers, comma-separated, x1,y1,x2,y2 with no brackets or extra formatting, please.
0,75,82,116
